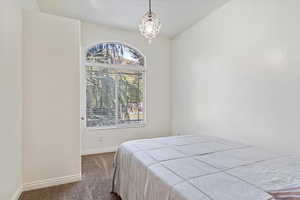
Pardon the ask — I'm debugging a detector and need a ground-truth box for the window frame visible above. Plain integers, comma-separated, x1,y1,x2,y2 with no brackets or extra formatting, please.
81,42,147,130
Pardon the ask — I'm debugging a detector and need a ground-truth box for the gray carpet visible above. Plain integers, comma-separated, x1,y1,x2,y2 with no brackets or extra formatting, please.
21,153,121,200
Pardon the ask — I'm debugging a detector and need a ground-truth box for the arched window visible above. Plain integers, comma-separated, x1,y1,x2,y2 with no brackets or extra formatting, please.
85,42,146,129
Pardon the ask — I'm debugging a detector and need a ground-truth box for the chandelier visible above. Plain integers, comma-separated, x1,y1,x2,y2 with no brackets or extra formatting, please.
139,0,161,44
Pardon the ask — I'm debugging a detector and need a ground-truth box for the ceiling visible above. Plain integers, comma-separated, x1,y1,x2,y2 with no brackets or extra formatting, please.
37,0,230,37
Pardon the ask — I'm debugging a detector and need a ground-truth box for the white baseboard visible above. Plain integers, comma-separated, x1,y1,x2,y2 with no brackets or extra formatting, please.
11,186,23,200
81,146,117,156
23,173,82,191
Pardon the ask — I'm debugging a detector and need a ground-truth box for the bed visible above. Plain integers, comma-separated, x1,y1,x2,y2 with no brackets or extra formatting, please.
112,135,300,200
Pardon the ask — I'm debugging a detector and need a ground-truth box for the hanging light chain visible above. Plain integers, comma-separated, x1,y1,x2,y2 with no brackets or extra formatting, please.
149,0,152,15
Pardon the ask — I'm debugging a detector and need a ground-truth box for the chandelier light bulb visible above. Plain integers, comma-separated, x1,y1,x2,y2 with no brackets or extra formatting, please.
145,21,154,34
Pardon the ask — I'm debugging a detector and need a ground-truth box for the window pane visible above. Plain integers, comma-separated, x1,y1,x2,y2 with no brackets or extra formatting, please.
86,66,117,127
86,66,145,128
86,43,145,67
117,70,144,125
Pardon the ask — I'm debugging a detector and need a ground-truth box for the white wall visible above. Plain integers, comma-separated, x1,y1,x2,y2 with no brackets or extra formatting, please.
172,0,300,154
22,0,39,11
23,12,81,185
0,0,23,199
81,22,171,154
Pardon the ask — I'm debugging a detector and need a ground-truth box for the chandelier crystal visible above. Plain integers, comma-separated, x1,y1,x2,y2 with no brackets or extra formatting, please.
139,0,161,44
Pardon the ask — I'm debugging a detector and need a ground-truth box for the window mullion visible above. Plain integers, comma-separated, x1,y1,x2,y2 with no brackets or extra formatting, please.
137,72,140,122
115,72,119,126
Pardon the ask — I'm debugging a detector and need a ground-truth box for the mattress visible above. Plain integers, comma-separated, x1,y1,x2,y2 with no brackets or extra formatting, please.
112,135,300,200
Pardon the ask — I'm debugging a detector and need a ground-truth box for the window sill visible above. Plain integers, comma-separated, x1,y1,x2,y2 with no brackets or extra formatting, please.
85,123,146,131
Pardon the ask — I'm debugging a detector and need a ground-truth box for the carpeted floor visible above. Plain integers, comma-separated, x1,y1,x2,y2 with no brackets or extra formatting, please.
21,153,121,200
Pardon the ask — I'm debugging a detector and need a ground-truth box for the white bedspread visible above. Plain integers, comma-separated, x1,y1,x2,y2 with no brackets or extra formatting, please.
112,135,300,200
